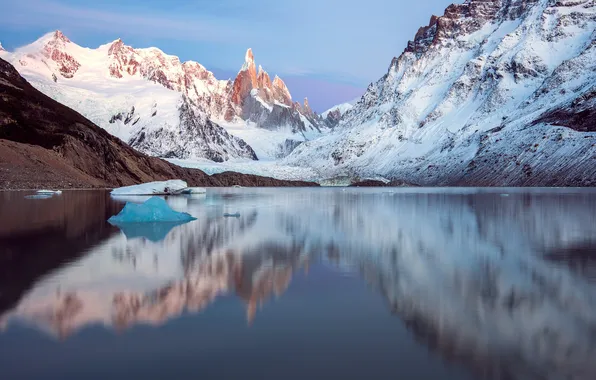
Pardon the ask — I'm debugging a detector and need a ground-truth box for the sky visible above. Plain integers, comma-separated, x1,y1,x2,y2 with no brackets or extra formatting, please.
0,0,455,112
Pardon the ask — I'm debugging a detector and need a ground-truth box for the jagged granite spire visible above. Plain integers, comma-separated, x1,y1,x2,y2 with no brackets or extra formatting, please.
232,48,258,106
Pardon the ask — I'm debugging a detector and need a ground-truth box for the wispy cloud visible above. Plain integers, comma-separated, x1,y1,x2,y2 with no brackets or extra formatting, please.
0,0,457,108
2,0,262,44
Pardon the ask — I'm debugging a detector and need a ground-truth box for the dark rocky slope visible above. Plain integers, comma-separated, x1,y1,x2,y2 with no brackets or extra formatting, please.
0,58,317,189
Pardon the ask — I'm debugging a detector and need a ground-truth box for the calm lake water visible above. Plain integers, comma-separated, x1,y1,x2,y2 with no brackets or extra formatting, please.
2,188,596,380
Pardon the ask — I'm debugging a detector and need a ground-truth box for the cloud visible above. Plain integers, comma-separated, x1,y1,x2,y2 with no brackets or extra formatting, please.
1,0,457,94
2,0,261,44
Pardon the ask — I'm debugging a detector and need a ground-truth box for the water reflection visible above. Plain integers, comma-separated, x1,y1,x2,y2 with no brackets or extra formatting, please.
2,188,596,380
110,221,191,242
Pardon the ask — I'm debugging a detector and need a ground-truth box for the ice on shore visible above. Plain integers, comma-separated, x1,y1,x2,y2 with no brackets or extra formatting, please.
111,180,189,196
108,197,196,224
111,181,207,196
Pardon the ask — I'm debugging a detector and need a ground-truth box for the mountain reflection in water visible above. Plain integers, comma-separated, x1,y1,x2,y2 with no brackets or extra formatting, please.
1,188,596,380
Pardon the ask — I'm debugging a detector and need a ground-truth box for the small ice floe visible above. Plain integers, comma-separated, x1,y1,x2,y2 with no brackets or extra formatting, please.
223,212,241,218
36,190,62,195
232,185,244,188
111,180,207,196
108,197,196,223
500,194,510,197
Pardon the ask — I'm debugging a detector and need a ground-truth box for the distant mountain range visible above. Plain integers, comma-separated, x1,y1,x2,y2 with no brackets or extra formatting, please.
1,0,595,186
0,32,339,162
0,57,317,190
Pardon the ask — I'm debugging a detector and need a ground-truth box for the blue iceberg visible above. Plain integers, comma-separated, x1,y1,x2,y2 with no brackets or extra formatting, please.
108,197,196,224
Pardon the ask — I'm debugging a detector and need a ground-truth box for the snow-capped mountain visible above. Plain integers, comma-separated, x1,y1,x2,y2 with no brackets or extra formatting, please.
286,0,596,186
320,98,359,128
0,32,323,162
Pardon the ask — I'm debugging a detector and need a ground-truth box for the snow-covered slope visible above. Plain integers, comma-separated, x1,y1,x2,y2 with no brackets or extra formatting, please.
286,0,596,186
0,32,323,162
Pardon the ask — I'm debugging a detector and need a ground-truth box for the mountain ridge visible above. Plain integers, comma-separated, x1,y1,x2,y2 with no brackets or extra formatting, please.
0,31,325,162
0,57,318,189
285,0,596,186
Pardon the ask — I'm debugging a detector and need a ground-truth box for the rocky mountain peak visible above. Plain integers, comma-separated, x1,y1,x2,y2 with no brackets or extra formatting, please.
52,30,71,44
107,38,132,56
39,30,80,79
246,48,254,61
272,75,293,106
107,38,124,52
405,0,546,58
0,42,4,52
257,65,272,89
107,39,140,78
303,97,314,117
232,48,258,107
242,48,256,70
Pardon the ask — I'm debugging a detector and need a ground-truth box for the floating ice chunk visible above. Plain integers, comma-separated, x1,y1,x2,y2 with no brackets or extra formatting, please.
223,212,241,218
108,197,196,223
36,190,62,195
111,180,189,196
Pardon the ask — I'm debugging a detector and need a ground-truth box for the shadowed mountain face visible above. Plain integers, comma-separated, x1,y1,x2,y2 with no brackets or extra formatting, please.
0,58,317,189
2,188,596,380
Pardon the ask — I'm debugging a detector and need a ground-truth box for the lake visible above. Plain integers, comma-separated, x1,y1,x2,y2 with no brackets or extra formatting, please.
1,188,596,380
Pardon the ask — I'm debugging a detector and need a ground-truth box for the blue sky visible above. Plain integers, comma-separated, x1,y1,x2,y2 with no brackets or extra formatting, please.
0,0,455,111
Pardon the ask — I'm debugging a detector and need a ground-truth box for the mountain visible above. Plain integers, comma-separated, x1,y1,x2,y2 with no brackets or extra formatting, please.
286,0,596,186
0,57,318,189
321,98,359,128
0,32,324,162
